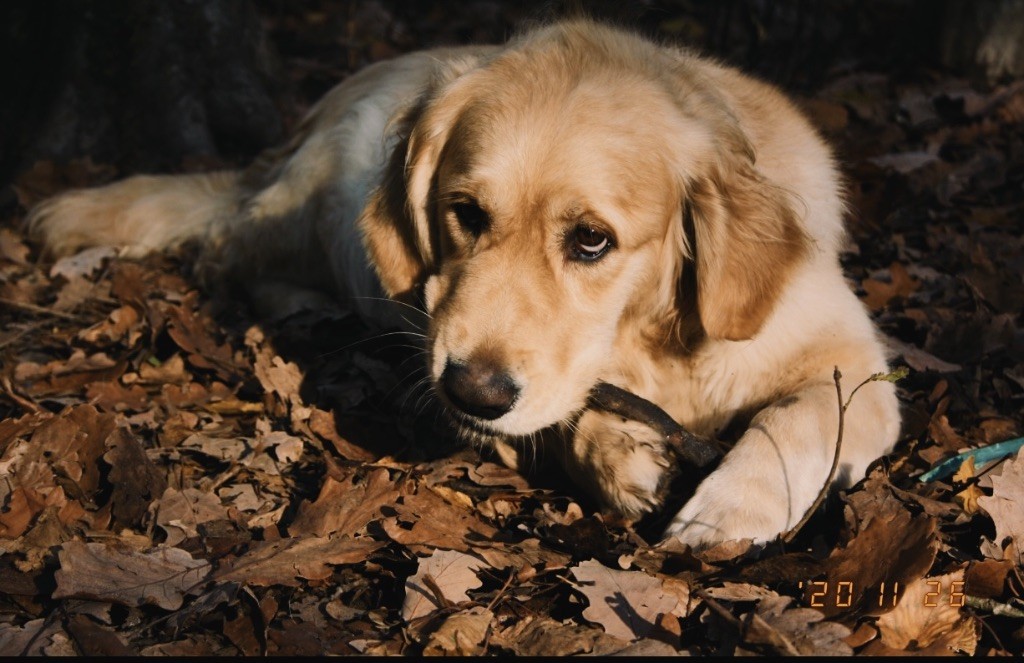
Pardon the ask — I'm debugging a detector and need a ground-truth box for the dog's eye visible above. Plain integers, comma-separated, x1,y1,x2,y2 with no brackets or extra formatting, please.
570,225,612,261
451,201,489,235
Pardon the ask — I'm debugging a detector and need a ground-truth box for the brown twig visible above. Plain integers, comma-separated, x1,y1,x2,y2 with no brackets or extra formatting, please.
692,588,743,629
966,595,1024,618
586,381,722,469
1,375,45,414
780,366,908,543
421,573,454,609
781,367,846,544
0,296,85,321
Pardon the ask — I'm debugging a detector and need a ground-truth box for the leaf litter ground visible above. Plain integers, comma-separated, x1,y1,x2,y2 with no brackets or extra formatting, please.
2,9,1024,658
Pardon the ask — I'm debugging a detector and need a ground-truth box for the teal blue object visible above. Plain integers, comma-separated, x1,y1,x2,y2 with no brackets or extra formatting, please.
918,437,1024,483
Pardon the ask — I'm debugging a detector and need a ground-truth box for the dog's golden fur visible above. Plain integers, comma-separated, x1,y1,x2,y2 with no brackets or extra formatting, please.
28,20,900,547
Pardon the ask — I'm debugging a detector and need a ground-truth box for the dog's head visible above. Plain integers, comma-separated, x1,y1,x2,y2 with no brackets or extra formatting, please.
360,21,809,437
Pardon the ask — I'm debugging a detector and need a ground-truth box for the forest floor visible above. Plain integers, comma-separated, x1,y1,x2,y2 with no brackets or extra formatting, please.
1,3,1023,656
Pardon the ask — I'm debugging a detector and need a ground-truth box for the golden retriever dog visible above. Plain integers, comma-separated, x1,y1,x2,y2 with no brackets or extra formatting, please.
28,20,901,548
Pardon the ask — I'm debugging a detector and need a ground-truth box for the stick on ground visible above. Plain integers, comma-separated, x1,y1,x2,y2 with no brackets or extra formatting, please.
586,381,723,469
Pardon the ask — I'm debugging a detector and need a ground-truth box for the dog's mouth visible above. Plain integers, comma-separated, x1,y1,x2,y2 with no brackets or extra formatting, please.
444,408,510,445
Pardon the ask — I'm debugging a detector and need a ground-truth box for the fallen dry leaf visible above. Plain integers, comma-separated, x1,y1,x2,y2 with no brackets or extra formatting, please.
54,540,210,610
155,487,229,546
49,246,117,281
382,485,499,551
870,570,977,655
0,618,69,656
0,228,30,266
247,326,304,409
823,473,939,618
571,559,679,641
421,606,493,655
744,593,853,656
861,262,920,310
977,452,1024,565
104,427,167,530
489,614,627,656
78,305,142,347
288,467,400,537
402,548,485,622
216,535,382,586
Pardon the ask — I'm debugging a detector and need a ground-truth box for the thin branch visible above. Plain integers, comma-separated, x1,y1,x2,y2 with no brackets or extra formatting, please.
781,366,908,543
421,573,454,609
966,595,1024,618
1,375,45,414
0,296,85,321
586,381,722,468
781,367,845,544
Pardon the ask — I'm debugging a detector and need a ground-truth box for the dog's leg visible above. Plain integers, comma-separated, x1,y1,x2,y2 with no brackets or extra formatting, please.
26,162,340,301
558,409,675,520
27,172,242,259
664,377,899,547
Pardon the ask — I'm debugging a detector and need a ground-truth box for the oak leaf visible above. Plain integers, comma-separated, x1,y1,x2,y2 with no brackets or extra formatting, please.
977,452,1024,565
54,540,210,610
216,535,382,587
155,487,228,546
571,560,679,641
288,467,399,537
402,548,485,622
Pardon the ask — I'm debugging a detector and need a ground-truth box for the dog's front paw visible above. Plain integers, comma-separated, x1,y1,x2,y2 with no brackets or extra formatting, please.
569,410,676,521
663,471,789,549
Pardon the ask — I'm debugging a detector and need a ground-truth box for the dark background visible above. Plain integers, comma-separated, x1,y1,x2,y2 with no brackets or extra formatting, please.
1,0,1021,203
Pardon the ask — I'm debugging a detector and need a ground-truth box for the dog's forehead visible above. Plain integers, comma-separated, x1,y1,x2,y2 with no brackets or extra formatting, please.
440,73,689,229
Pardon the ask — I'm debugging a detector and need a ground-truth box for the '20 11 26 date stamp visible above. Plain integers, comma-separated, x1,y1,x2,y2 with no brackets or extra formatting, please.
797,580,965,609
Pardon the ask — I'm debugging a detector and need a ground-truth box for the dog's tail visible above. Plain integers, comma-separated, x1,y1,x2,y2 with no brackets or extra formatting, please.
26,171,243,259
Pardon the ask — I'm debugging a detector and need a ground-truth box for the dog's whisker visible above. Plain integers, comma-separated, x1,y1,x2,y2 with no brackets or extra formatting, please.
351,295,432,321
315,329,427,359
394,373,431,413
381,368,431,411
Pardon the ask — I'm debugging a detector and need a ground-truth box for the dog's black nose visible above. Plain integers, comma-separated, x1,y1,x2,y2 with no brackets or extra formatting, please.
440,359,519,420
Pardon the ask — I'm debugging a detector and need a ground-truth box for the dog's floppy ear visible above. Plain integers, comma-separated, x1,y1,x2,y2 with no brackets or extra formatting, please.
359,56,482,299
685,148,810,341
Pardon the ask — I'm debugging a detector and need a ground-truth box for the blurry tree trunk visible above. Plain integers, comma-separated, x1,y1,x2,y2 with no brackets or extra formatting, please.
940,0,1024,80
0,0,288,190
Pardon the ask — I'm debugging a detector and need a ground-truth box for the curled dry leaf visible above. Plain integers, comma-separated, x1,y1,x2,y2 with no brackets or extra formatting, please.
421,606,494,655
823,472,938,617
977,452,1024,565
164,293,237,377
54,540,210,610
247,326,304,409
137,354,190,384
15,350,122,396
489,615,627,657
402,548,485,622
868,570,978,655
78,305,142,347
